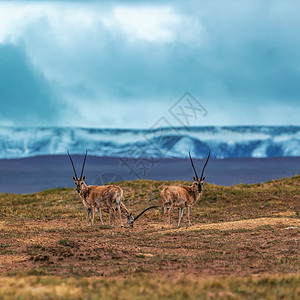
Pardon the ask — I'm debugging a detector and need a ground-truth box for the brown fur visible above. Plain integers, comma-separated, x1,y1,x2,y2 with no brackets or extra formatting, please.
74,178,130,227
161,179,204,226
68,151,132,227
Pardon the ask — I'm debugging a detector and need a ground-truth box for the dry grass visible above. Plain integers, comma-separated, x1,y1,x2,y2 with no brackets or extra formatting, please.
0,175,300,298
0,274,299,299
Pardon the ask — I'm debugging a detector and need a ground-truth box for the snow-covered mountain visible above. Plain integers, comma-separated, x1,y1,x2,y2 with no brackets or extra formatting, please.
0,126,299,159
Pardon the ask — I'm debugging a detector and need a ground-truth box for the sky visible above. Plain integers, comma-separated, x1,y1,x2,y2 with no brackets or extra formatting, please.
0,0,299,128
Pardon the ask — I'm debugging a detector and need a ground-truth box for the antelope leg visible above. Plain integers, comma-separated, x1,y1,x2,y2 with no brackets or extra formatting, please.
97,208,104,225
86,208,91,226
117,203,122,227
187,206,192,226
91,207,95,226
178,207,184,227
111,209,115,227
109,209,115,227
161,206,165,220
169,204,174,225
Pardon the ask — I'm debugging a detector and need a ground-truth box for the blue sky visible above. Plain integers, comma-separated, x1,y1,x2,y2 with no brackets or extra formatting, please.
0,0,299,128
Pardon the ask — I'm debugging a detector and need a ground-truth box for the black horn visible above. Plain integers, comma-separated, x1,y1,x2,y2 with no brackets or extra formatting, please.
200,150,210,180
189,151,198,180
133,206,159,223
67,151,78,179
80,150,88,180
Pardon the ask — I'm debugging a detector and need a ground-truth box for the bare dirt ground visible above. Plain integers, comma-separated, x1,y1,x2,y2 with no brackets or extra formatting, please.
1,216,300,279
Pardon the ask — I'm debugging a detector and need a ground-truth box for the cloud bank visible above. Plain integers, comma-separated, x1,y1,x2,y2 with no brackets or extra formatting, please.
0,1,299,128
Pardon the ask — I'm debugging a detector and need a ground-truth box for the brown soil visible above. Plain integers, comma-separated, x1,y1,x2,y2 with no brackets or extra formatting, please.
1,215,300,278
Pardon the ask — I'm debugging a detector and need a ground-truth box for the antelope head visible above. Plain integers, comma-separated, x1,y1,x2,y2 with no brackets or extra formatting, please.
189,150,210,194
126,212,135,227
126,206,159,228
67,150,88,194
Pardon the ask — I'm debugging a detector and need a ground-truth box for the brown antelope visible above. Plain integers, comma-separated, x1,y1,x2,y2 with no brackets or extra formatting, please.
161,150,210,226
125,205,159,227
67,150,133,227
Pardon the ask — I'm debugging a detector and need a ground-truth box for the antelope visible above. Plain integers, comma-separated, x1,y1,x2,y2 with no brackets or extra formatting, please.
67,150,130,227
125,205,159,228
161,150,210,226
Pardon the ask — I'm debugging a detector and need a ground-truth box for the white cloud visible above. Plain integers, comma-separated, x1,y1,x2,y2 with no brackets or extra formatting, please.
0,2,205,45
0,3,98,44
111,6,180,42
0,3,36,43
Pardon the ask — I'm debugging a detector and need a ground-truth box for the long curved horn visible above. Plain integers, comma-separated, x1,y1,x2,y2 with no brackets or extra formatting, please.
67,151,78,179
80,150,88,180
200,150,210,180
133,205,159,223
189,151,198,180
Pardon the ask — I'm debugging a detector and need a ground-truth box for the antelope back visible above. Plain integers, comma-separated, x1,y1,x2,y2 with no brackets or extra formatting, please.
92,185,123,209
161,186,189,207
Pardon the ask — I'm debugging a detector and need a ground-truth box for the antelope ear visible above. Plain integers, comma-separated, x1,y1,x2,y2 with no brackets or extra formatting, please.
73,176,76,180
82,176,86,180
202,176,205,181
130,212,133,216
193,176,196,181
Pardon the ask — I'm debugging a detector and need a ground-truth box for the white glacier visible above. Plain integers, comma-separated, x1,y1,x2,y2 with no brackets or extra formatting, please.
0,126,299,159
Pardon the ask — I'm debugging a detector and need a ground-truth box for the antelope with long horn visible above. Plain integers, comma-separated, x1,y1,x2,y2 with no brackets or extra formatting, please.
161,150,210,226
125,205,159,228
67,150,131,227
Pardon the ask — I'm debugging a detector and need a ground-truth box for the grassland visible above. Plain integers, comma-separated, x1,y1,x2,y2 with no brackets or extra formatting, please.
0,176,300,299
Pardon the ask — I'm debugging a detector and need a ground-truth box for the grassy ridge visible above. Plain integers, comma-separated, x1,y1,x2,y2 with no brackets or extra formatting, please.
1,176,299,223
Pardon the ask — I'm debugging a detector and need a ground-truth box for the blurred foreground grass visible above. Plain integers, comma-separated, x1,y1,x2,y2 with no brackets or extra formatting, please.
0,274,299,299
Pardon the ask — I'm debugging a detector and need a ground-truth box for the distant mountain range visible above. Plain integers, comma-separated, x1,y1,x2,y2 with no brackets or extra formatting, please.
0,126,299,159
